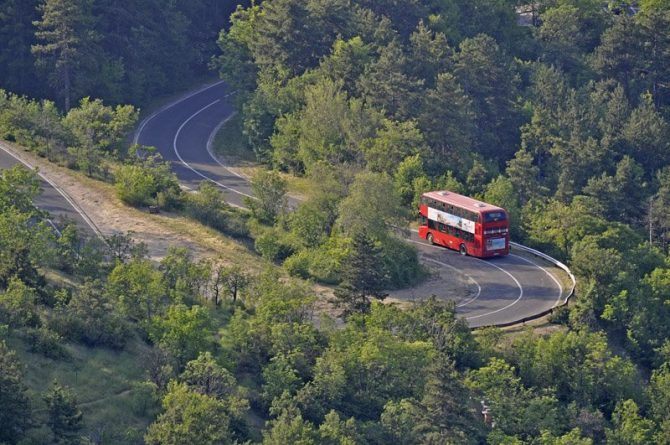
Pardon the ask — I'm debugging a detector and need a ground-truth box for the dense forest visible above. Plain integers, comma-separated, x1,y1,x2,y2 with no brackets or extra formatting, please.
2,0,670,444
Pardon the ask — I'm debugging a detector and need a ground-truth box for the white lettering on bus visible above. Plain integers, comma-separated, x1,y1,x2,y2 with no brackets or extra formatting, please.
427,207,476,234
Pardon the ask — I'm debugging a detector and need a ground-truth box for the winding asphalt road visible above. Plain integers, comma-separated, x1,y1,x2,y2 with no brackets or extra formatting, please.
0,142,98,236
134,80,566,327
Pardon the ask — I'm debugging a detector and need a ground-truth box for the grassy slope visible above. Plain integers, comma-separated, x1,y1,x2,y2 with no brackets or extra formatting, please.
7,333,155,444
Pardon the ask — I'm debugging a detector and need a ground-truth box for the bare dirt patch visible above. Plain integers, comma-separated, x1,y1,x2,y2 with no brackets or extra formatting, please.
3,143,258,265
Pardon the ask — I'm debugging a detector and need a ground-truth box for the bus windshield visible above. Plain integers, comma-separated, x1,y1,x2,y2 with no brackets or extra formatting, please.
483,211,506,223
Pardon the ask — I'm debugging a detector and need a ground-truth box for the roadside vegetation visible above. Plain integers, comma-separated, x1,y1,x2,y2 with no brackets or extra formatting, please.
1,0,670,444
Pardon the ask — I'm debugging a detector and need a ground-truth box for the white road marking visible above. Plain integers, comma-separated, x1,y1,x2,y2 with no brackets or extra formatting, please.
205,108,252,181
139,81,567,327
510,253,564,307
420,256,482,307
465,257,524,320
0,143,102,238
172,100,256,206
407,234,524,321
133,80,227,145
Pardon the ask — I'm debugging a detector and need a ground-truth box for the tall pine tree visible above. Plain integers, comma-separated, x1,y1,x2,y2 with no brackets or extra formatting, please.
32,0,98,110
333,230,387,317
43,381,83,443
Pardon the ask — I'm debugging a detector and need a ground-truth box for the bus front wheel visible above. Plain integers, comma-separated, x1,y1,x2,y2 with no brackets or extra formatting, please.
427,233,434,245
459,244,467,256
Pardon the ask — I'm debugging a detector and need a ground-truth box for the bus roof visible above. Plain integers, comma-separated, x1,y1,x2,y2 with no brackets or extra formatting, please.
422,190,506,214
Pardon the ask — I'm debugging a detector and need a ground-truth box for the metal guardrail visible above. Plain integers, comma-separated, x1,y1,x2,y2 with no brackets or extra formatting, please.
473,242,577,329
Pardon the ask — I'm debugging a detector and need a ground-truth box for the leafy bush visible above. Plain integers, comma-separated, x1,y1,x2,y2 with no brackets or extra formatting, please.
284,236,350,284
183,182,250,238
52,282,131,350
254,229,296,263
115,164,158,206
114,154,181,208
380,237,424,288
283,251,310,278
24,326,70,360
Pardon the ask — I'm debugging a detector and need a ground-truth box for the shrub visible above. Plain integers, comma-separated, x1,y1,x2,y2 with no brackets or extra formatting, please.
115,164,158,206
24,326,70,360
380,237,424,288
254,229,295,262
114,154,181,208
183,183,250,238
283,236,350,284
283,251,310,278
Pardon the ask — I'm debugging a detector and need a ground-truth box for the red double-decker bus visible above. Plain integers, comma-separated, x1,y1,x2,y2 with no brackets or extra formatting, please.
418,190,509,258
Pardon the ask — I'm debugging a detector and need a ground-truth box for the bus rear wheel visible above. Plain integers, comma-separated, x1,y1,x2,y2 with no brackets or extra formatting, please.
459,244,467,256
427,233,434,245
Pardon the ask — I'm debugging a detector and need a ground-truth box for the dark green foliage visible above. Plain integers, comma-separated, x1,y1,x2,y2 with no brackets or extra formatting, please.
24,326,69,359
333,231,387,317
246,168,288,225
148,304,213,368
32,0,99,111
56,280,129,349
44,381,83,443
0,340,32,444
412,354,485,444
0,277,40,328
115,149,180,208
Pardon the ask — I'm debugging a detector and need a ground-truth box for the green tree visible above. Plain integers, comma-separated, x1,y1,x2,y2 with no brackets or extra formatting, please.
413,354,484,444
212,3,261,93
622,93,670,173
148,304,212,367
537,428,593,445
526,196,606,259
44,381,83,444
453,34,520,162
508,330,640,413
32,0,98,110
333,232,387,317
364,119,428,174
0,207,53,288
505,148,545,205
263,392,317,445
536,5,585,75
583,156,646,224
145,382,235,445
320,36,373,94
649,365,670,424
107,257,166,322
185,181,231,232
211,263,250,305
418,72,475,167
246,170,288,224
63,97,138,176
262,353,302,406
181,352,237,400
159,247,210,304
336,171,407,241
0,0,41,95
318,410,362,445
381,399,421,445
407,21,453,85
606,399,657,445
0,340,31,445
0,276,39,328
62,280,129,348
484,175,523,240
0,164,41,215
358,40,423,120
